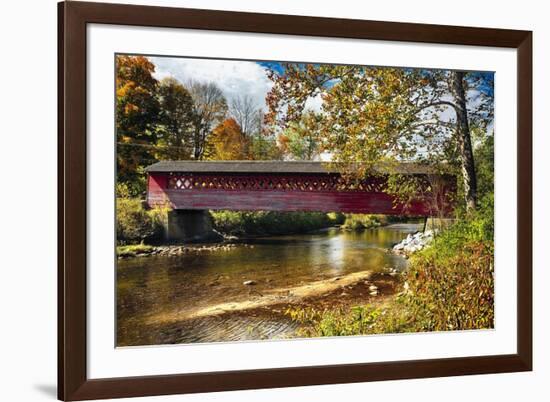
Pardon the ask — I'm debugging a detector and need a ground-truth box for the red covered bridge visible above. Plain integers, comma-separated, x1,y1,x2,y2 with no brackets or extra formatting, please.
145,161,455,216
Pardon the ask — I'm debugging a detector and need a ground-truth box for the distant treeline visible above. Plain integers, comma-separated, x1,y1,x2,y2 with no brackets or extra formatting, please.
116,56,322,196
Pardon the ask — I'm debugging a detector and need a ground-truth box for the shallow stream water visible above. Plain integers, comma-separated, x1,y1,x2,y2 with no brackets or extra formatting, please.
117,223,422,346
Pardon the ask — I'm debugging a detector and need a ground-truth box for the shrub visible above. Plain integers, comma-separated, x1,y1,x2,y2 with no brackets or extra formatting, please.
287,306,384,337
286,300,416,338
210,211,336,236
341,214,387,230
401,196,494,331
404,241,494,331
147,204,169,237
210,211,247,235
327,212,346,225
116,198,168,244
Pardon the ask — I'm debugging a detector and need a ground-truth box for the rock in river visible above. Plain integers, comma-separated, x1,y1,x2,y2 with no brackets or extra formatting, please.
243,280,257,286
392,230,435,256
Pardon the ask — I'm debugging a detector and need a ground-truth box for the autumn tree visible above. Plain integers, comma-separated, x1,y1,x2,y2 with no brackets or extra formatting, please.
278,111,321,160
205,118,248,160
116,55,160,195
156,77,196,160
189,82,228,159
266,64,493,211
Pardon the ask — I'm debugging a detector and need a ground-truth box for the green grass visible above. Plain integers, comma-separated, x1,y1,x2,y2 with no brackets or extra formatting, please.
116,243,154,257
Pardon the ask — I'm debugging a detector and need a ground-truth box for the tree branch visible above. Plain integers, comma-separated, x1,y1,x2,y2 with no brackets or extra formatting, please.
414,100,458,115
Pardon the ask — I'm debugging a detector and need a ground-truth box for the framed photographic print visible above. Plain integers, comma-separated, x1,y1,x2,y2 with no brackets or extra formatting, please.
58,1,532,400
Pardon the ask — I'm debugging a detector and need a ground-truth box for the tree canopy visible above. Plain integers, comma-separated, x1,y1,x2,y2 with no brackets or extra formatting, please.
156,77,196,160
265,63,494,211
205,118,248,160
189,82,228,160
278,111,321,160
116,55,160,194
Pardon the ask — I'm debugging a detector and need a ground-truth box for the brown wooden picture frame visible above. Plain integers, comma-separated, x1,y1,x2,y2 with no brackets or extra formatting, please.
58,1,532,400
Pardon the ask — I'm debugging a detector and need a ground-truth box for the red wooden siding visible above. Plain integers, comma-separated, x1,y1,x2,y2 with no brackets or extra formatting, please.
147,173,168,206
147,172,455,216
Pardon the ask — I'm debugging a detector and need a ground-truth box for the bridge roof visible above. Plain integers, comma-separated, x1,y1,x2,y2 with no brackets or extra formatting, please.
145,161,438,175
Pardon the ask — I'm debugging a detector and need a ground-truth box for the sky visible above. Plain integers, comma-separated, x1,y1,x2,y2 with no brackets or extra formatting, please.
150,57,278,112
148,56,493,137
149,57,326,113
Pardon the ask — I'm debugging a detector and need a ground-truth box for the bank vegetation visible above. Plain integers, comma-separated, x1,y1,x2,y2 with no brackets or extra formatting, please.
286,135,495,335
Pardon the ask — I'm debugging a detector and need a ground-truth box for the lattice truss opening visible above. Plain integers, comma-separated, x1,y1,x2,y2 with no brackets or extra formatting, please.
166,173,388,192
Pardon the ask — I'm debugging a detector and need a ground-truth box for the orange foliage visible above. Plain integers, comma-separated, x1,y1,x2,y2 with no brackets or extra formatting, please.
205,118,248,160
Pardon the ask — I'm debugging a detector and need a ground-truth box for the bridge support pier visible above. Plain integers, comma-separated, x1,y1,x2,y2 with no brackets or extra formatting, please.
166,210,223,243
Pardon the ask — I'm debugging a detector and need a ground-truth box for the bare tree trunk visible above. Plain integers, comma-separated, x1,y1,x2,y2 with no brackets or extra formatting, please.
451,71,477,212
193,136,201,159
193,128,204,160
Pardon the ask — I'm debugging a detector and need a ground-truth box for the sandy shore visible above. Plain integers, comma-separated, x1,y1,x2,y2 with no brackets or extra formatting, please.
148,270,376,325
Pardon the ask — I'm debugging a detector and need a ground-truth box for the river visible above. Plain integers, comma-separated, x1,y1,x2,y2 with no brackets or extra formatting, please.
117,222,422,346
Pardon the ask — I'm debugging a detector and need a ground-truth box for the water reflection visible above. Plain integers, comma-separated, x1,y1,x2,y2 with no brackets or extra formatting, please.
327,235,345,271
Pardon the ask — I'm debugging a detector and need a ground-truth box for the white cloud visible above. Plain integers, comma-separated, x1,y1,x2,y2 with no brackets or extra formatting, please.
304,93,324,113
149,56,273,111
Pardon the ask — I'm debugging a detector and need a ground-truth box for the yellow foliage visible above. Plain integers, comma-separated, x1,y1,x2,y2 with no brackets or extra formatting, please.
205,118,249,160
